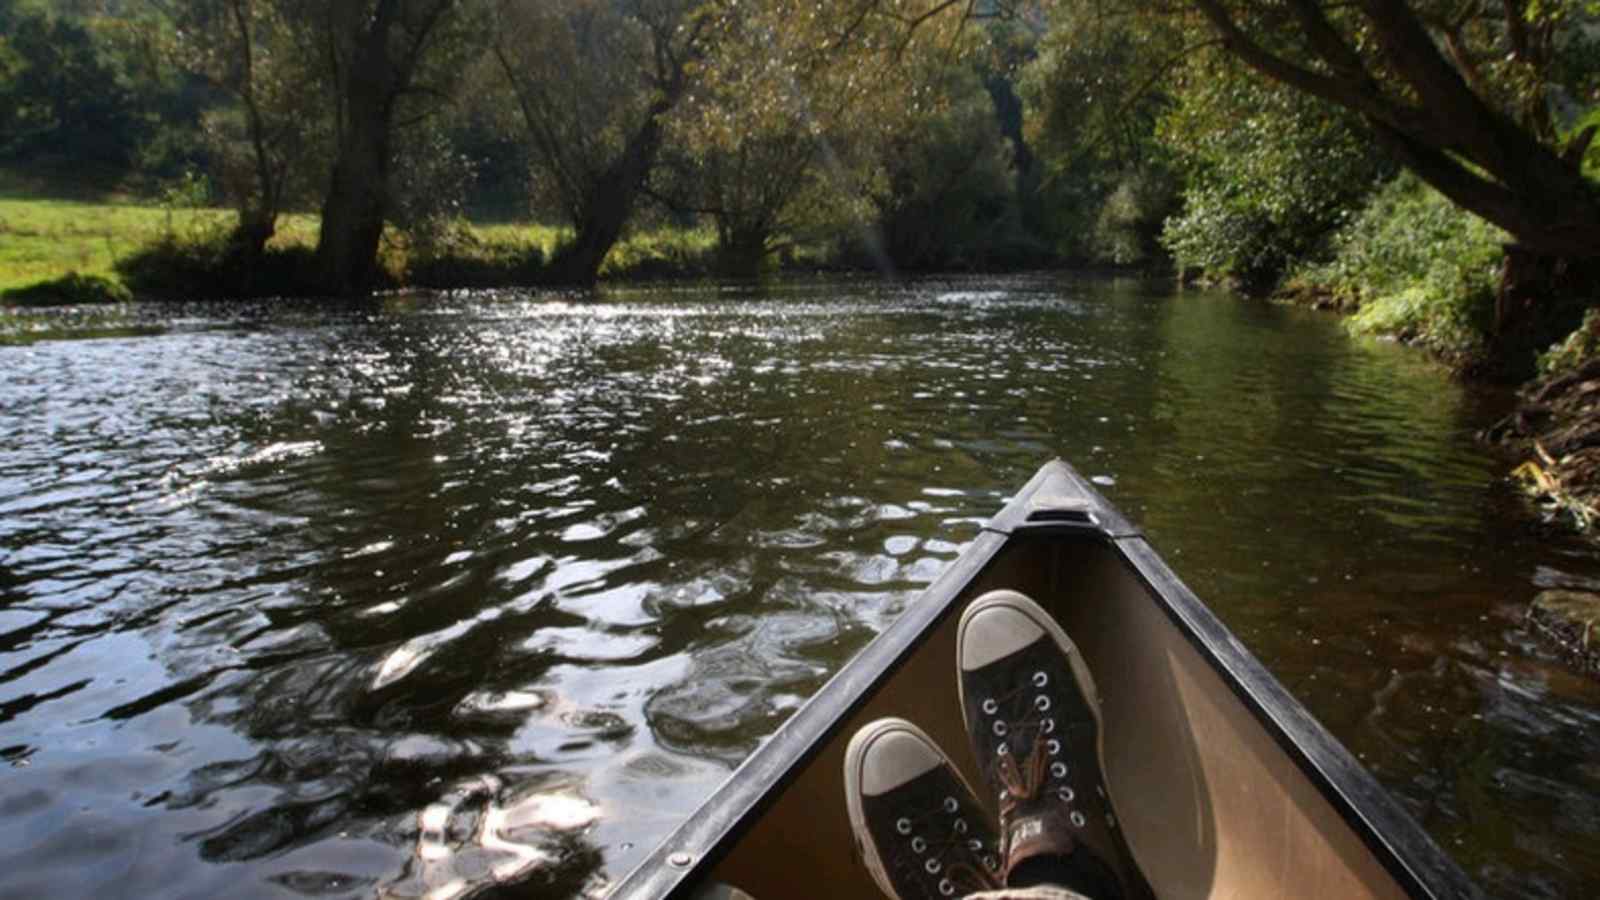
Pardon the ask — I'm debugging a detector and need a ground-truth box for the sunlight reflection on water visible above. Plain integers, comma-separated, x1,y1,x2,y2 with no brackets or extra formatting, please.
2,278,1600,898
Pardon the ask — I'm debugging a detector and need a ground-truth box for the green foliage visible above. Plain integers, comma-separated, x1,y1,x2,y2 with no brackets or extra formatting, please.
115,228,319,299
1017,4,1190,266
158,168,213,212
1573,105,1600,178
1298,173,1505,354
0,9,146,168
599,228,718,280
869,65,1027,270
1,271,130,306
1159,61,1393,290
1091,167,1177,266
1538,307,1600,377
392,126,479,253
403,221,548,289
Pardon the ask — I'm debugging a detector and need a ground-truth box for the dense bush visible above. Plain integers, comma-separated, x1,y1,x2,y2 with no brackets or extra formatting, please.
1539,308,1600,377
1293,173,1505,356
1090,167,1178,267
116,230,321,300
867,66,1029,271
1160,63,1392,291
405,223,548,288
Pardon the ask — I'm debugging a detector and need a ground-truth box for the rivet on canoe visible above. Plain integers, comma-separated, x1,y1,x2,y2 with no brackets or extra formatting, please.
668,852,692,868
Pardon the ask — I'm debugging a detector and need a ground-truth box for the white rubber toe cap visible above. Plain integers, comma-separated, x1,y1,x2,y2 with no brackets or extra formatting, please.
960,594,1046,671
856,722,942,796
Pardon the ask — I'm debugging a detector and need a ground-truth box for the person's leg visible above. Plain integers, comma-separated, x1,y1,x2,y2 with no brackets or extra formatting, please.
964,888,1094,900
956,590,1155,900
844,717,1005,899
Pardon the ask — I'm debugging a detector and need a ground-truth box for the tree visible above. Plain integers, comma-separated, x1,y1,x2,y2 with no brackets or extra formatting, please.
1158,56,1395,288
313,0,482,295
663,0,973,275
867,62,1018,269
493,0,709,286
0,9,145,169
1167,0,1600,263
163,0,329,258
1018,3,1188,262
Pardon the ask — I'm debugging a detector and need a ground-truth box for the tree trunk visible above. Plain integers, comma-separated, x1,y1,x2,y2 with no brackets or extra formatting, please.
544,116,667,286
316,95,391,296
716,225,770,279
230,208,275,262
1189,0,1600,260
1491,245,1600,379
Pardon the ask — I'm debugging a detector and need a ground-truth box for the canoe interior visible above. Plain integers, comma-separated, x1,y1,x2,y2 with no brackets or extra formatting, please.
612,461,1474,900
693,532,1408,900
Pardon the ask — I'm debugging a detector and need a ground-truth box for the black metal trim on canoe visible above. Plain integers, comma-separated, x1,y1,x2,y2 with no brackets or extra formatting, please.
611,527,1013,899
609,460,1480,899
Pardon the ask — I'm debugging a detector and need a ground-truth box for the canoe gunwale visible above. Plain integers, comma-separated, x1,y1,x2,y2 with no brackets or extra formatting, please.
1113,536,1482,900
607,460,1480,899
610,528,1013,900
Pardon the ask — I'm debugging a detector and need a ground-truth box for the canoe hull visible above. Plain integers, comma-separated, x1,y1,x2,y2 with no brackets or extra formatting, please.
613,461,1478,899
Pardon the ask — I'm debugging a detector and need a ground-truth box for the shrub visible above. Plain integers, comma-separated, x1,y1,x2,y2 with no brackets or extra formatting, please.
1159,61,1392,291
1539,308,1600,377
116,230,319,299
405,223,548,288
1092,168,1179,267
1,272,132,306
1298,172,1504,356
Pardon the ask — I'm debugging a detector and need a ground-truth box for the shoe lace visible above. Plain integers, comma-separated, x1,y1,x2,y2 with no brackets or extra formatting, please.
894,797,1002,895
997,730,1051,804
988,679,1058,806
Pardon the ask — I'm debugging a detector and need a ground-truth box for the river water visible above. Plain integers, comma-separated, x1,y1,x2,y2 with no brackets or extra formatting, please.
3,276,1600,898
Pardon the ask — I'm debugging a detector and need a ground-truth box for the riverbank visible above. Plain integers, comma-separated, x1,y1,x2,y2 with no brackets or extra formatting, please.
1481,310,1600,530
0,194,727,304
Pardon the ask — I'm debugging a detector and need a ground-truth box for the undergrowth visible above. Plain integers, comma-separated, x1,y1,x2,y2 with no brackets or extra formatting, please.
1289,173,1504,360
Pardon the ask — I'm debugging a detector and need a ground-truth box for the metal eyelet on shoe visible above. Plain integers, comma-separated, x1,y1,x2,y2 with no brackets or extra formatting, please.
981,698,998,715
967,838,982,852
925,858,942,874
1070,811,1087,828
1041,717,1055,734
939,879,956,896
897,817,913,835
1057,786,1075,803
954,819,968,834
1047,738,1061,756
943,796,959,813
1032,671,1048,687
1050,761,1068,779
912,836,927,853
996,742,1009,756
984,854,999,871
992,720,1008,736
1034,695,1051,712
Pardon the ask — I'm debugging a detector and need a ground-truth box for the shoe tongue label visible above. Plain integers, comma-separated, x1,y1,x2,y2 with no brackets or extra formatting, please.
1009,816,1044,846
1005,813,1076,868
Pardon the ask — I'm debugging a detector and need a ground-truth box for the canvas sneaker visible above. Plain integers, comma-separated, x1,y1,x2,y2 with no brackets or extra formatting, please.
957,590,1155,900
845,717,1005,899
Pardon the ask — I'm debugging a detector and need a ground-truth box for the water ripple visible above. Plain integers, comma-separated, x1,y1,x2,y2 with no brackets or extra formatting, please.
1,278,1597,897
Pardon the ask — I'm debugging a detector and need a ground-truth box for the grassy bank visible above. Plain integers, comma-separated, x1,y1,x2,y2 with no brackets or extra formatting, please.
0,190,735,304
